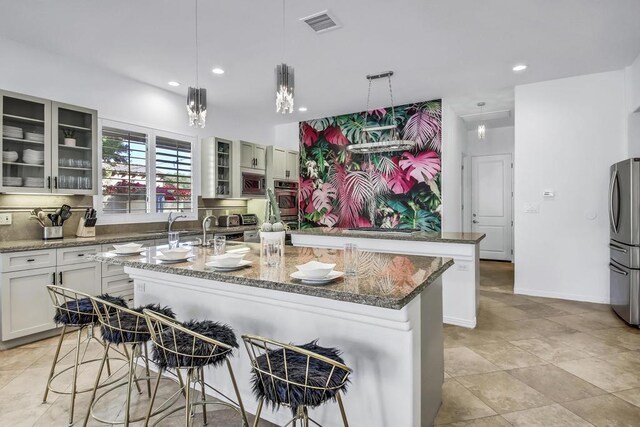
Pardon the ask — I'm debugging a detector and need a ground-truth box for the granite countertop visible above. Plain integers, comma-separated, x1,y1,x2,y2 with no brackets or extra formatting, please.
0,225,257,253
91,243,454,310
290,227,486,244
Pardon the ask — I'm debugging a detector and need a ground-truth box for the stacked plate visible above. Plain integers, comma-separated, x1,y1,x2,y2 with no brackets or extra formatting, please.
154,247,193,263
24,177,45,188
290,261,344,284
23,149,44,165
2,151,18,163
24,132,44,142
111,243,145,256
2,177,22,187
206,253,252,271
3,125,23,139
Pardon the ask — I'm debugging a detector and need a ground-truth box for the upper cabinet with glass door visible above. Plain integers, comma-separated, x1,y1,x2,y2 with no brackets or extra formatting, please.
52,102,97,195
0,91,52,192
0,90,97,195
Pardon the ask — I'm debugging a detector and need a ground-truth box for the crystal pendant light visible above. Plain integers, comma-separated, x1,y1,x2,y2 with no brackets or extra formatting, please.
476,102,486,140
187,0,207,128
275,0,294,114
275,63,294,114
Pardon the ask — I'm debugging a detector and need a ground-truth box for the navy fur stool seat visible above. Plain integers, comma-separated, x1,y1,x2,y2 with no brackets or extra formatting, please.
83,297,177,427
142,309,249,427
44,285,129,427
242,335,352,427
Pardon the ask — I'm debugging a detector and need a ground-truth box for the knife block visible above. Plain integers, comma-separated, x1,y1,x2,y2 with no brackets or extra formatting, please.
76,218,96,238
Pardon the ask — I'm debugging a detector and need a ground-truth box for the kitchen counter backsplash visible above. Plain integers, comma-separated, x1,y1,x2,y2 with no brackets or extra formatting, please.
0,194,250,243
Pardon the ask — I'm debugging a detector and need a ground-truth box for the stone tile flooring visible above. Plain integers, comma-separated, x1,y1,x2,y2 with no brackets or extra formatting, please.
436,260,640,426
1,260,639,426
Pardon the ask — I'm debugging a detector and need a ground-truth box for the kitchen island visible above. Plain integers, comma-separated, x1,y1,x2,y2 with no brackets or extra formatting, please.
291,228,485,328
93,243,453,427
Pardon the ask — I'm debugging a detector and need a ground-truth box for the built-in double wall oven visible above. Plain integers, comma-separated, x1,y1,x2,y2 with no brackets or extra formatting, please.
274,180,298,217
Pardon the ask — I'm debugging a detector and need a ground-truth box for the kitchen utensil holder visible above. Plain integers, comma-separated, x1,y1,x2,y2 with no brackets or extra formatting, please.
76,218,96,238
43,226,63,240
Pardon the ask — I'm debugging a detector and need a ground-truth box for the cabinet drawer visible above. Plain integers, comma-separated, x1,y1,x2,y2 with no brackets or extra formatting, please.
56,245,100,266
102,274,134,296
1,249,56,272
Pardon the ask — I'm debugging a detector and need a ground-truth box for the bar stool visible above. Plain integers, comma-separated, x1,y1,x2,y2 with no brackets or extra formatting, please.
44,285,129,427
142,308,249,427
83,296,176,426
242,335,352,427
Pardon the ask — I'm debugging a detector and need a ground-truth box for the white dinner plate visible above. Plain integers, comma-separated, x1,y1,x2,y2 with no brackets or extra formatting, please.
153,254,192,263
205,260,253,271
290,270,344,284
110,250,146,256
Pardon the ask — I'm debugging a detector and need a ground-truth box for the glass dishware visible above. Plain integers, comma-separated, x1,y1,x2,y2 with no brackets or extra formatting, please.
344,243,358,276
58,175,67,189
83,176,91,189
213,234,226,255
68,176,77,189
266,241,282,267
168,231,180,249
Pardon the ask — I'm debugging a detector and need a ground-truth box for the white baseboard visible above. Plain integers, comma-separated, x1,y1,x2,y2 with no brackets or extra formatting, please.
444,315,477,329
515,287,609,304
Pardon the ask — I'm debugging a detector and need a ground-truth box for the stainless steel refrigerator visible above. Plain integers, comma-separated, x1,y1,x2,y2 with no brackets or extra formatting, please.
609,158,640,325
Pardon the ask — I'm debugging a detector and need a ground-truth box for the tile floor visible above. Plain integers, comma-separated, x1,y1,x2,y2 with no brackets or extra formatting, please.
1,260,639,426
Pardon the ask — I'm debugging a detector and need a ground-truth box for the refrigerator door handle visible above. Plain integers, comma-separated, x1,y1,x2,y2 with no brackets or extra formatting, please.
609,263,628,276
609,243,628,253
610,169,619,234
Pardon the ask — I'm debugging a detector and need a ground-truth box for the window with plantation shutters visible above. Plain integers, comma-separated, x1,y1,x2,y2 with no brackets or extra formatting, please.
101,127,149,214
99,120,197,223
154,136,192,213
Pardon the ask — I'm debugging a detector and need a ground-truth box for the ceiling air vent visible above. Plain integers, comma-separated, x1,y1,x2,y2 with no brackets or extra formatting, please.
300,10,341,34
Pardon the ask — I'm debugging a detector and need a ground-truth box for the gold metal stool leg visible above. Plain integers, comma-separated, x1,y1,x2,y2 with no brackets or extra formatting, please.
42,324,66,403
123,343,138,426
143,343,152,398
67,327,83,426
184,369,193,427
200,367,208,426
336,391,349,427
82,340,110,427
252,397,264,427
226,358,250,426
144,368,163,427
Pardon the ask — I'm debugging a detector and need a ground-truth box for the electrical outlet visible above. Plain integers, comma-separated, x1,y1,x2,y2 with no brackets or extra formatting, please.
0,213,12,225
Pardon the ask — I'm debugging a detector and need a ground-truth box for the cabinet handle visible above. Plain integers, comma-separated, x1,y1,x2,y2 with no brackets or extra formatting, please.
59,271,63,285
52,272,56,285
128,279,134,283
77,253,85,257
54,177,58,189
47,176,51,189
26,258,35,262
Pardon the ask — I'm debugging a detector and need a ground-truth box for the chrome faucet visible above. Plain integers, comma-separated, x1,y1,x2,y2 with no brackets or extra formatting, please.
167,212,186,233
202,215,217,246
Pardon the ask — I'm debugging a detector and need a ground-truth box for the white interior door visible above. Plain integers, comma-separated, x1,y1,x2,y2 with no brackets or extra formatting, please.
471,154,512,260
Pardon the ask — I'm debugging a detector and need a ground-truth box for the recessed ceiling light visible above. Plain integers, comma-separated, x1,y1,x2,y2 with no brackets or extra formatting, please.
512,64,527,72
211,67,225,75
298,107,308,112
168,81,181,86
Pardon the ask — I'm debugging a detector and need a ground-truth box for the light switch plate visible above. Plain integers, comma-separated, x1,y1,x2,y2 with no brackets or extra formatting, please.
0,213,12,225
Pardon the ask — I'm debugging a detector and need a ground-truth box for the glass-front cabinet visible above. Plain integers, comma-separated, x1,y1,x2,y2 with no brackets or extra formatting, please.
216,138,232,197
52,103,97,195
0,92,52,192
0,90,97,194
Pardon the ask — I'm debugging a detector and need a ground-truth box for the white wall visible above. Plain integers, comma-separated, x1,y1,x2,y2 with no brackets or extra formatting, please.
462,126,514,232
441,101,465,232
274,122,300,151
624,53,640,157
0,36,274,144
514,70,627,303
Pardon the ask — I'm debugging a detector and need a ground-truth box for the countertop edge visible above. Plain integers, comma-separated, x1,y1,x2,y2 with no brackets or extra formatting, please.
290,228,486,244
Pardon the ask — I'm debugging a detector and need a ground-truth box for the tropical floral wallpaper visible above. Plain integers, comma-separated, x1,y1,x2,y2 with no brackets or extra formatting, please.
299,100,442,231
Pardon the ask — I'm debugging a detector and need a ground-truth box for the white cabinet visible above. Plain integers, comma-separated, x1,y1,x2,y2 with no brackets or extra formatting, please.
57,245,100,266
267,146,299,181
0,90,97,195
58,262,101,296
1,267,56,340
239,141,266,171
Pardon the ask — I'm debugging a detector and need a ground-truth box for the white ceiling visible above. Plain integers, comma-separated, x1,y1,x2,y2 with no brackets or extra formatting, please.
1,0,639,125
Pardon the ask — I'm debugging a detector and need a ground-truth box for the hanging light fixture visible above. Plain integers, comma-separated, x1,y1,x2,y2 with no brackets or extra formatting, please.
476,102,486,140
187,0,207,128
347,71,416,154
275,0,294,114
